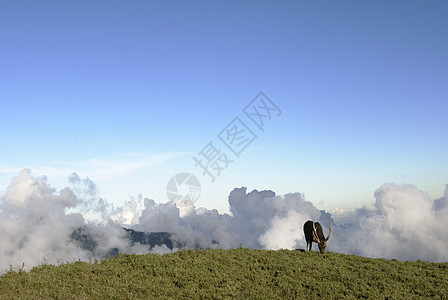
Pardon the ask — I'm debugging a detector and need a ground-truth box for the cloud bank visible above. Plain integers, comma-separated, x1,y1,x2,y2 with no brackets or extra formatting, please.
0,170,447,273
333,183,448,261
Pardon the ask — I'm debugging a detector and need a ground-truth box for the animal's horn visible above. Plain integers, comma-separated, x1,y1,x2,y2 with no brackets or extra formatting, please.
312,222,321,243
325,223,332,242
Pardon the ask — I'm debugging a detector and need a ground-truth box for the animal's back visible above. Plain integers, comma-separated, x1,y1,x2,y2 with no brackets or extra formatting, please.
303,220,314,242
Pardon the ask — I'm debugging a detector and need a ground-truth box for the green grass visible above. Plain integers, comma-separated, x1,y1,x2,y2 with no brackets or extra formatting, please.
0,249,447,299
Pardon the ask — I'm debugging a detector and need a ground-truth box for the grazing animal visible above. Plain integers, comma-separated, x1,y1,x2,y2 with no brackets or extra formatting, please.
303,220,332,254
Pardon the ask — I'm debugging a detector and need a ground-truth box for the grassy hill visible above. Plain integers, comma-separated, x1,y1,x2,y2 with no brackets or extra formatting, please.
0,248,447,299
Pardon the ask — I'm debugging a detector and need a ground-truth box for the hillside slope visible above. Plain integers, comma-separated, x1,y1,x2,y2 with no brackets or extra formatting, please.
0,249,447,299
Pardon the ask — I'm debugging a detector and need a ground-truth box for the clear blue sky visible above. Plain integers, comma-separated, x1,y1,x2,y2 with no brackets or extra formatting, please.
1,1,447,213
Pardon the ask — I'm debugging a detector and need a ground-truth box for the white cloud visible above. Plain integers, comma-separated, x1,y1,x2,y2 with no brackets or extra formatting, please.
0,152,186,189
332,183,448,262
1,170,447,274
43,152,185,181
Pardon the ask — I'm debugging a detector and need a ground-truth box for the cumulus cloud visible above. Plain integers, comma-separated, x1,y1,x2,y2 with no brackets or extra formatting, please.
0,169,87,271
333,183,448,262
0,170,447,274
0,170,141,272
132,188,328,250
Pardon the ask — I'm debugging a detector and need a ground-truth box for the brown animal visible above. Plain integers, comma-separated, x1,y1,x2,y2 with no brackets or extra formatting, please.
303,220,332,253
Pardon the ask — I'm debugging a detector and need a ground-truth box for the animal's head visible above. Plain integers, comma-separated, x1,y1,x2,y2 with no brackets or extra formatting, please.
313,222,332,254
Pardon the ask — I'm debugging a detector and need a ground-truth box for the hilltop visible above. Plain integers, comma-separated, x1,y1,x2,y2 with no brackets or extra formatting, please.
0,248,447,299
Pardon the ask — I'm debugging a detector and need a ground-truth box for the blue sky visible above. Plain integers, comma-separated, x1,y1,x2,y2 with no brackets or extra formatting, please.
1,1,447,213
